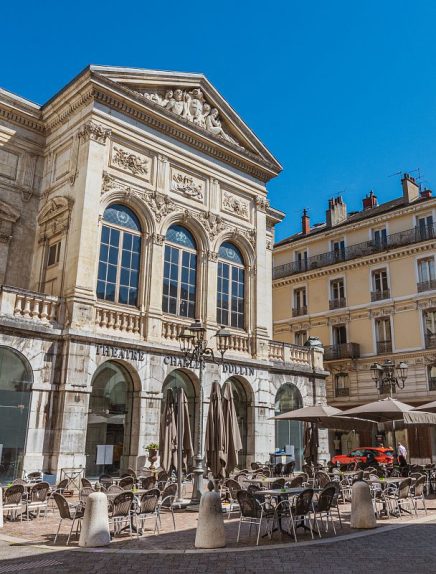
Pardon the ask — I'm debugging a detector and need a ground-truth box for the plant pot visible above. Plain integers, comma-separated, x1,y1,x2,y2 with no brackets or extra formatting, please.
148,448,158,469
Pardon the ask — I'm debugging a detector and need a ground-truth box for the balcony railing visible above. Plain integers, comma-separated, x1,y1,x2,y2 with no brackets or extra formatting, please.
268,340,311,365
324,343,360,361
429,377,436,391
425,334,436,349
371,289,391,301
292,306,307,317
0,285,62,326
273,223,436,279
376,340,393,354
417,279,436,293
95,305,143,335
329,297,346,310
335,387,350,397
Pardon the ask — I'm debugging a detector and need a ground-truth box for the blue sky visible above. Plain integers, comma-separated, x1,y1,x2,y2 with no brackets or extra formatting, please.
3,1,436,241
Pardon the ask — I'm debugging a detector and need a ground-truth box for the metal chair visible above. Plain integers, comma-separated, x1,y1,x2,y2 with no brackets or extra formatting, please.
384,478,414,516
79,487,94,503
324,480,342,527
411,476,427,515
236,490,275,546
223,479,241,517
288,488,316,542
135,492,160,536
312,486,336,536
2,484,24,522
271,479,286,489
119,476,135,490
26,482,50,520
315,471,331,489
81,477,93,489
99,475,113,489
287,474,306,488
139,476,156,491
283,461,295,476
108,491,134,537
158,483,178,530
53,493,84,545
26,471,43,483
108,485,124,494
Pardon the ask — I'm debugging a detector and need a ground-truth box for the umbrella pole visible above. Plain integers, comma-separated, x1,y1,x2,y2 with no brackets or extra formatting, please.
176,386,184,504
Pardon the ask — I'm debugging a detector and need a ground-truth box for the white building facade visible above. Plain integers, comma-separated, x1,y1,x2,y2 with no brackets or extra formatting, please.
0,66,327,480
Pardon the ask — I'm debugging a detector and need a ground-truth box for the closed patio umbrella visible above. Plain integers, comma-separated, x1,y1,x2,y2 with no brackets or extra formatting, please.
159,388,177,472
205,381,226,478
222,383,243,476
303,422,318,464
178,387,194,472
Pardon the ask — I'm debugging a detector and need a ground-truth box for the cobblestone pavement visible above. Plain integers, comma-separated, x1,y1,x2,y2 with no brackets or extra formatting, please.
1,520,436,573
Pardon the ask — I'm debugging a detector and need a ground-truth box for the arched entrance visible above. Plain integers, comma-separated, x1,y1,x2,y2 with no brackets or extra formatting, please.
0,347,32,482
223,377,248,468
85,362,134,477
275,383,304,471
161,370,196,455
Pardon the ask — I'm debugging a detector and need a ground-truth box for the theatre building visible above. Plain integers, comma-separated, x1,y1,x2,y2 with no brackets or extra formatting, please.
0,66,326,481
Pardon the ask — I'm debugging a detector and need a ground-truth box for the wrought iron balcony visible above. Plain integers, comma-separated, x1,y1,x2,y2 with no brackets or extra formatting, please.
425,334,436,349
329,297,347,310
371,289,391,301
376,340,393,354
429,377,436,391
273,223,436,279
417,279,436,293
292,306,307,317
324,343,360,361
335,387,350,397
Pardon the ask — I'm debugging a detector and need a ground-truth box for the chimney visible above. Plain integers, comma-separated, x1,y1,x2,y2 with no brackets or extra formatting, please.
362,190,378,210
301,209,310,235
420,188,432,199
402,173,420,203
326,196,347,227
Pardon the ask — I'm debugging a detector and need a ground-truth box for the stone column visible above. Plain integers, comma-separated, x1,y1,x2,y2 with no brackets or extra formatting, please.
254,206,270,359
146,233,165,342
63,120,110,329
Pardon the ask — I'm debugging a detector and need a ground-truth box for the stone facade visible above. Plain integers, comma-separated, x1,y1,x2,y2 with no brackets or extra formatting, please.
0,66,327,479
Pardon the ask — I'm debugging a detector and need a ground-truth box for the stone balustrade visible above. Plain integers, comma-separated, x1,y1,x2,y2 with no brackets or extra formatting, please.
95,306,142,334
269,340,311,366
0,286,60,325
161,318,191,341
227,332,251,354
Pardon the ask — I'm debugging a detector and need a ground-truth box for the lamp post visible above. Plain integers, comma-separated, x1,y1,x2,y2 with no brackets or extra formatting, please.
370,359,408,459
178,320,231,504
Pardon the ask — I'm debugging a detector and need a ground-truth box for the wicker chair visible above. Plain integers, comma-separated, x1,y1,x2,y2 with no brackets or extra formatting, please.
324,481,342,527
158,484,178,530
283,461,295,476
287,475,306,489
53,493,85,545
384,478,414,516
119,476,135,490
315,471,331,489
312,486,336,536
236,490,275,545
273,463,283,476
99,475,113,489
81,477,93,489
108,491,134,537
271,479,286,489
26,482,50,520
411,476,427,515
79,487,94,503
135,492,160,536
26,471,43,483
288,488,316,542
11,478,28,487
139,476,156,490
108,485,124,494
2,484,24,522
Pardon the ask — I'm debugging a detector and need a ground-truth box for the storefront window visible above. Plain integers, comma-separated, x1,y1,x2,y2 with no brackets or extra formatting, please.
0,347,32,482
85,362,133,477
275,383,304,470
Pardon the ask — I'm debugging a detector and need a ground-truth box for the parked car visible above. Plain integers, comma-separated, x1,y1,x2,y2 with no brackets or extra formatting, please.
331,447,394,466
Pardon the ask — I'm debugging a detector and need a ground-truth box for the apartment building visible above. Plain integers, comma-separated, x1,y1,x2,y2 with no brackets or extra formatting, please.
273,175,436,461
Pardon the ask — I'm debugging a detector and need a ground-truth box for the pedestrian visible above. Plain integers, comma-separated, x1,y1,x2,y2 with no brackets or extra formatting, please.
397,442,407,466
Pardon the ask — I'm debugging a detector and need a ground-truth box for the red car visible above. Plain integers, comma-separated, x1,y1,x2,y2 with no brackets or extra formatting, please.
331,447,394,466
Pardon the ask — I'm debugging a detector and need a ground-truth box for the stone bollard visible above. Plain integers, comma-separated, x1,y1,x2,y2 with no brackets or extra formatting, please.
0,487,3,528
350,480,377,529
195,481,226,549
79,492,111,547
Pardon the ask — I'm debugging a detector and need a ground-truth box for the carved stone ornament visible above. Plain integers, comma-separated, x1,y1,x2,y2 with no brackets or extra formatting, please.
207,250,218,262
112,146,149,177
255,196,270,212
78,120,111,144
266,239,273,250
137,87,242,148
200,211,226,239
222,191,249,220
171,170,204,200
152,233,165,245
149,192,178,223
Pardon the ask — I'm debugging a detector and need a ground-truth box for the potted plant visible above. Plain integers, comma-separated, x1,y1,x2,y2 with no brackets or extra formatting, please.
146,443,159,469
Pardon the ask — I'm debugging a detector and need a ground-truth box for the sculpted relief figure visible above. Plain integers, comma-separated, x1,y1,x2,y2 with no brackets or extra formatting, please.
140,87,241,147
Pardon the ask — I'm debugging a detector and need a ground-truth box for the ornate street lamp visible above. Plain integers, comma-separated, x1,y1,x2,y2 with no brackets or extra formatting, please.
178,320,231,504
370,359,408,395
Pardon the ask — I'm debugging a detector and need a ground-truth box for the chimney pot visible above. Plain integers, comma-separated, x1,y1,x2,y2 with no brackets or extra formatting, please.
301,209,310,235
362,190,378,210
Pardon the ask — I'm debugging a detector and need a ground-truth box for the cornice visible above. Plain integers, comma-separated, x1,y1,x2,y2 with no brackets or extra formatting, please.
272,240,436,287
0,103,44,134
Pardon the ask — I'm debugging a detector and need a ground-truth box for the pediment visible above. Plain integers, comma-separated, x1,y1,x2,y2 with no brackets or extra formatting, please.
38,196,71,224
91,67,281,174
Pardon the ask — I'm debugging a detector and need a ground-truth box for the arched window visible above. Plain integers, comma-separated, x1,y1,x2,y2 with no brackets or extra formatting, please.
97,204,141,306
162,224,197,318
0,347,33,482
217,242,245,329
275,383,304,471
